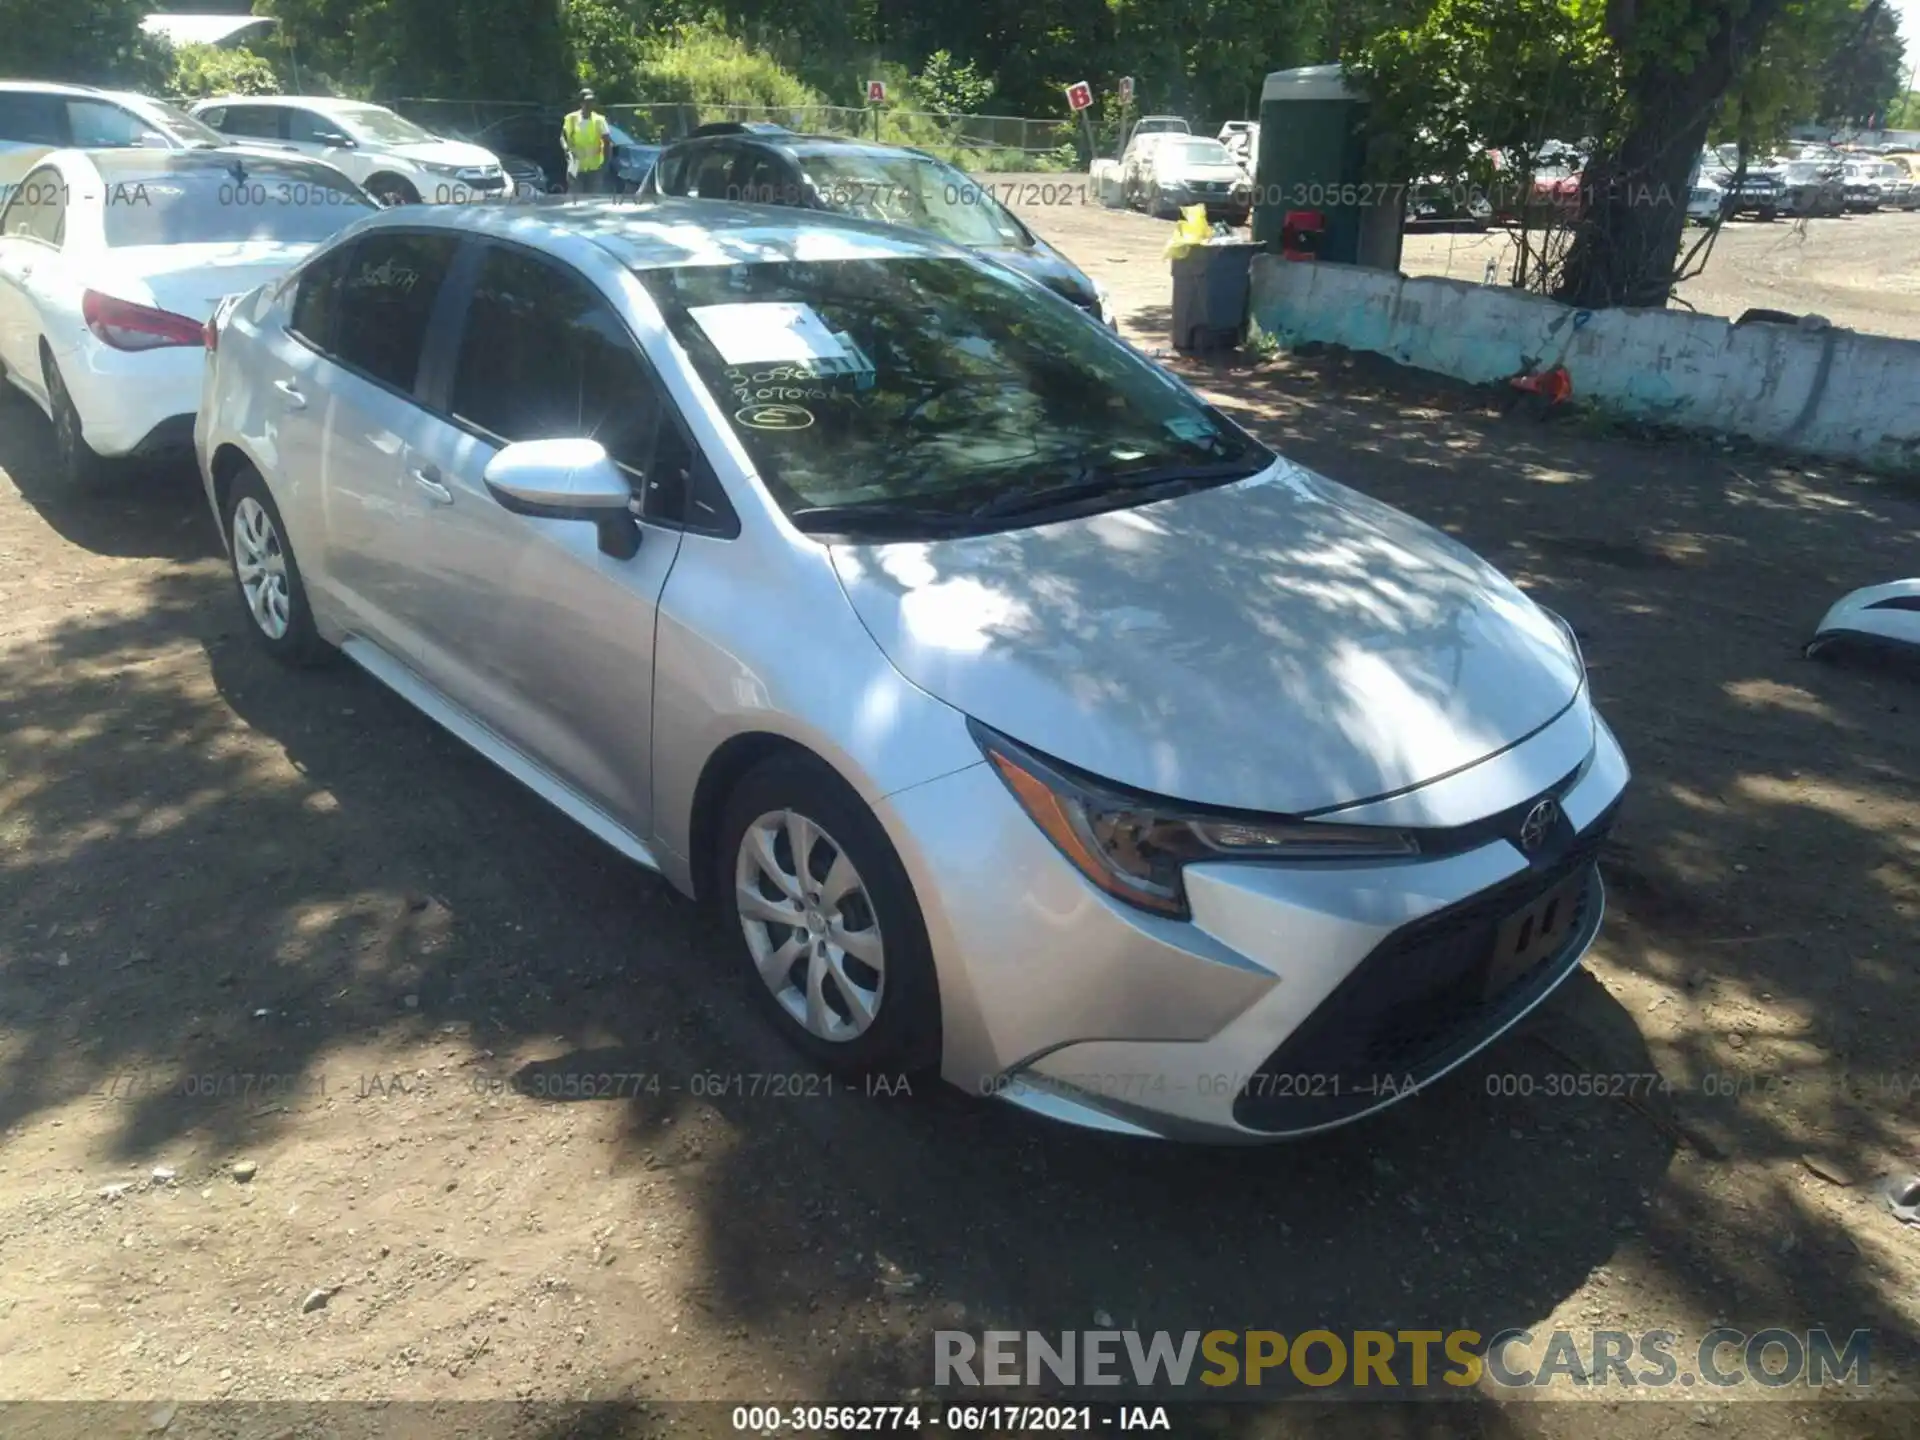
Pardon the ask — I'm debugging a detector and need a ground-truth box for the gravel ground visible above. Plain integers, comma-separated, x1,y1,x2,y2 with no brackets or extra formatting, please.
0,185,1918,1438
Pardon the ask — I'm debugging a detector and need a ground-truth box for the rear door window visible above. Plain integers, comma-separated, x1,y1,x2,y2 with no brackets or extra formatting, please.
0,92,67,146
216,106,288,141
325,230,461,393
65,99,166,149
0,165,67,246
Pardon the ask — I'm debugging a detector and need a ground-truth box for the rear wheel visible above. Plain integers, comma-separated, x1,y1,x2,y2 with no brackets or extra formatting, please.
225,466,330,666
717,753,940,1076
40,352,109,493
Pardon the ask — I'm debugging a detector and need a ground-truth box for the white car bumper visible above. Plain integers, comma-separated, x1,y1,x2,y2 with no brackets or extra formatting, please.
52,333,204,457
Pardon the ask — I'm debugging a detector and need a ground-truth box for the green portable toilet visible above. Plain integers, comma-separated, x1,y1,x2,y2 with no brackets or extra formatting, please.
1252,64,1401,269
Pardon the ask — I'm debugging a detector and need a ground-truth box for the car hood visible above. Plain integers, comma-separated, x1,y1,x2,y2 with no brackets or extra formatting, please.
1160,162,1246,184
828,459,1584,814
389,139,499,168
975,244,1097,307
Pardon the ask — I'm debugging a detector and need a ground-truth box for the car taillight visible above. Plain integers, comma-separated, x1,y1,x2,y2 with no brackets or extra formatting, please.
204,313,219,352
82,290,205,352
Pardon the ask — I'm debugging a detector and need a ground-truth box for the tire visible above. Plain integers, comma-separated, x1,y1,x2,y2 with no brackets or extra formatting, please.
40,351,110,493
224,465,330,666
367,174,419,207
717,752,940,1076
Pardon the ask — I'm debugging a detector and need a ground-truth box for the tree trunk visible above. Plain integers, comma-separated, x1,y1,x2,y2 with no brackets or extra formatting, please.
1556,0,1786,309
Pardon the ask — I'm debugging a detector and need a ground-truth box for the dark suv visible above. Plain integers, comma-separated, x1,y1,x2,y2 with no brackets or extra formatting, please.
641,131,1114,326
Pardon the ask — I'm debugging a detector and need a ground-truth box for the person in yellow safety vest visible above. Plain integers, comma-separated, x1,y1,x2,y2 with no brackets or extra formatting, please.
562,88,613,195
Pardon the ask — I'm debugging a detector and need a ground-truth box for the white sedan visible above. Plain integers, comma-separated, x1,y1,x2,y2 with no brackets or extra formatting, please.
0,147,376,489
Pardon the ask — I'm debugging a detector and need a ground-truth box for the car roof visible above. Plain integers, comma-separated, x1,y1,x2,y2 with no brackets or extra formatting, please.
194,95,383,113
666,132,939,165
354,195,965,270
0,80,157,103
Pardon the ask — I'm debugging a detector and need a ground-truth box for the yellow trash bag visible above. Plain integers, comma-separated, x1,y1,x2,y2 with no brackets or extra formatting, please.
1163,204,1213,259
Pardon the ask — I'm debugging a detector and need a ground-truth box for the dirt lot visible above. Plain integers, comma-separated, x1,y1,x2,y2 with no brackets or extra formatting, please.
2,190,1920,1439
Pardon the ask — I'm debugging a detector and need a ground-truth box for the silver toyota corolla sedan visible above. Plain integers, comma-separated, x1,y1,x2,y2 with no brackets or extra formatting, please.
196,198,1629,1143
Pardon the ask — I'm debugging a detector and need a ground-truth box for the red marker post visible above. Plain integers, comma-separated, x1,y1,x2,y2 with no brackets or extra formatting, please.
1065,81,1095,168
866,79,886,140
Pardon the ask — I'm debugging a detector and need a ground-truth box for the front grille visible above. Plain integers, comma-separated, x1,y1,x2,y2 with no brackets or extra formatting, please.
1231,804,1618,1134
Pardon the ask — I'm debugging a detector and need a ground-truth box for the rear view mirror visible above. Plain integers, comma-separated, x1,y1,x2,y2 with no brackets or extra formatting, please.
484,438,641,558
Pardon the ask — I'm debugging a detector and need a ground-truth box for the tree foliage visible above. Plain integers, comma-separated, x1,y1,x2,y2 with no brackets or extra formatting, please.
911,50,995,115
166,43,282,100
1815,0,1906,124
0,0,168,87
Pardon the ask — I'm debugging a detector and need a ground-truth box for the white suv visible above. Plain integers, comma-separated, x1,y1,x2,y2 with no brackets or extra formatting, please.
1,81,236,187
190,95,506,205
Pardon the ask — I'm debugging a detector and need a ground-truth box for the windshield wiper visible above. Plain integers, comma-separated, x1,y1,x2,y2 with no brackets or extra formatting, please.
969,460,1263,520
787,502,982,536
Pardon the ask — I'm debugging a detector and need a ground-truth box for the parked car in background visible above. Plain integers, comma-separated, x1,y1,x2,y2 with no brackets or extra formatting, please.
1773,158,1844,216
1125,115,1190,149
642,133,1114,325
190,95,507,206
1869,160,1917,209
1217,120,1258,169
1407,176,1493,230
195,197,1629,1143
1839,159,1883,211
1,81,240,187
461,108,661,195
1714,157,1785,220
0,147,374,488
1686,152,1728,224
1130,135,1251,222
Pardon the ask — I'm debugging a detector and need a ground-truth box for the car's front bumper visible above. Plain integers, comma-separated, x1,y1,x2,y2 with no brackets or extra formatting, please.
880,702,1630,1142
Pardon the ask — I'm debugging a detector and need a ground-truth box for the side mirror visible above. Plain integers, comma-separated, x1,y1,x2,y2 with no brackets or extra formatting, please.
483,438,641,559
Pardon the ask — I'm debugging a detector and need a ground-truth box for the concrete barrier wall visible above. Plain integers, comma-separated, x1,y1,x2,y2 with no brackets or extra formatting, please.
1248,256,1920,473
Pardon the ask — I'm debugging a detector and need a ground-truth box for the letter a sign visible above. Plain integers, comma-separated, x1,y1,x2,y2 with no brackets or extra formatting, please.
1065,81,1093,112
867,79,886,104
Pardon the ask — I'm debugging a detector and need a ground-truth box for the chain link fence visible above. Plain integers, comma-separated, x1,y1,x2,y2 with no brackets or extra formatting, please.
387,98,1078,170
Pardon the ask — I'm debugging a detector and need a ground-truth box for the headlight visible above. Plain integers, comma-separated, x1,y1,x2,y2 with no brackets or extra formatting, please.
1540,606,1585,671
417,160,471,178
971,721,1419,917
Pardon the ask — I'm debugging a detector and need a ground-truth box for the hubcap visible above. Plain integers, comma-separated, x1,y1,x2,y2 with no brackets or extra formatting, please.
232,496,292,640
735,809,885,1042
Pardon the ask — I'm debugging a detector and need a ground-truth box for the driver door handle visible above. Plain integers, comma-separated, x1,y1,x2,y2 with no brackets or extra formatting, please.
271,378,306,409
411,464,453,504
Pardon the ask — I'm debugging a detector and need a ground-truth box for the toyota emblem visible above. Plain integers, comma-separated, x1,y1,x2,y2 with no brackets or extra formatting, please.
1518,799,1559,853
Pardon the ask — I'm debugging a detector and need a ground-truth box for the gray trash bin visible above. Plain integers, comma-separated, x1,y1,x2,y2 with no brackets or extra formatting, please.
1170,240,1267,353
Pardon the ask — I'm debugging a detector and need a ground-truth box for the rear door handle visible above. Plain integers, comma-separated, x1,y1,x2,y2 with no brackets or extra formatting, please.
271,378,306,409
411,465,453,504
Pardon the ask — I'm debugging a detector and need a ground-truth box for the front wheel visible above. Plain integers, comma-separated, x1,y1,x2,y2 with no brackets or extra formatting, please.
225,466,331,666
717,753,940,1076
367,174,419,207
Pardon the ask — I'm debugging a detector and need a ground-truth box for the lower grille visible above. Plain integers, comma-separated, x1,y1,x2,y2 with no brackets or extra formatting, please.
1231,807,1617,1134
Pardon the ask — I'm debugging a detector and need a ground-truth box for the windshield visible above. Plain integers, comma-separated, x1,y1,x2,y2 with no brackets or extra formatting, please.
139,98,227,147
1166,139,1235,166
797,154,1029,249
102,166,375,246
336,106,436,145
635,256,1269,530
